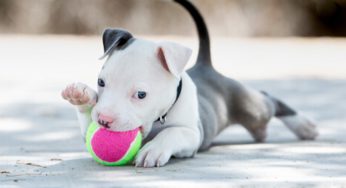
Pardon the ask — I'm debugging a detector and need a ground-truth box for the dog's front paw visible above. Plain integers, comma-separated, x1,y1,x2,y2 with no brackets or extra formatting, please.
135,142,172,168
61,83,97,110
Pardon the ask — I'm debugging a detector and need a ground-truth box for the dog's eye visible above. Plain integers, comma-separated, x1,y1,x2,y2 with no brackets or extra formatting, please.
98,78,105,87
136,91,147,99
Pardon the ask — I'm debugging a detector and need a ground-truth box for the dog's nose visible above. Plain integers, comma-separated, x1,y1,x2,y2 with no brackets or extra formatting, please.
98,114,114,128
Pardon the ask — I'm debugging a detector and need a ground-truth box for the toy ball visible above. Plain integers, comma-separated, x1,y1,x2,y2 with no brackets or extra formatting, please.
85,122,142,166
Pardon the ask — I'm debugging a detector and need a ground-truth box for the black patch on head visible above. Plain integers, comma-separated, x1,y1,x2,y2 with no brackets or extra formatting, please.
100,28,134,59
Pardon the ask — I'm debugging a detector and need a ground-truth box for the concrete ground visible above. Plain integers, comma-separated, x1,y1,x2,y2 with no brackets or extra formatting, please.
0,35,346,187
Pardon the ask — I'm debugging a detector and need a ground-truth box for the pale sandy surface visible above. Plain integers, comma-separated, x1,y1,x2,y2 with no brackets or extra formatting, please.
0,35,346,187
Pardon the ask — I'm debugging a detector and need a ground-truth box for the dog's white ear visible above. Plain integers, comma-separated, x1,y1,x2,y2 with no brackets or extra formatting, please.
157,42,192,78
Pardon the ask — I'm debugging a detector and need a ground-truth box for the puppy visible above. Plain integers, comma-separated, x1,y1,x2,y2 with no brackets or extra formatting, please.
62,0,318,167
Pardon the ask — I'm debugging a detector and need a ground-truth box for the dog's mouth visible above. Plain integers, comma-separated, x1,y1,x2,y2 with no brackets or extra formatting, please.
139,126,144,135
97,119,110,129
96,120,144,134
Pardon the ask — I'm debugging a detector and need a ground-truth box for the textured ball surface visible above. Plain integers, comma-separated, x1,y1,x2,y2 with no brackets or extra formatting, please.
86,122,142,166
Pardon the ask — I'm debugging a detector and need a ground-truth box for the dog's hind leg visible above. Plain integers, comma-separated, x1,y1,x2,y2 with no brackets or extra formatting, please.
262,92,318,140
234,86,318,142
233,88,275,142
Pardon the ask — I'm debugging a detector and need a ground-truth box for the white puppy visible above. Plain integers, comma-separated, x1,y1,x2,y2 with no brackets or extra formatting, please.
62,0,317,168
62,34,201,167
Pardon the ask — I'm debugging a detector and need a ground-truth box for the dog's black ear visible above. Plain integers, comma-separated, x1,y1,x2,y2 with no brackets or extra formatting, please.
100,28,133,59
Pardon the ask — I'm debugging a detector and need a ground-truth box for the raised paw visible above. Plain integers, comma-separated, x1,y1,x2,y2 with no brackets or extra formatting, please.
135,142,172,168
61,83,97,107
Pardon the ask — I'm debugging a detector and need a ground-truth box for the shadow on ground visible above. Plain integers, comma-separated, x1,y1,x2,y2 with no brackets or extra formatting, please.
1,79,346,187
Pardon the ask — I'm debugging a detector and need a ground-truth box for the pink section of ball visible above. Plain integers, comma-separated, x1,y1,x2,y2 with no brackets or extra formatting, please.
91,128,139,162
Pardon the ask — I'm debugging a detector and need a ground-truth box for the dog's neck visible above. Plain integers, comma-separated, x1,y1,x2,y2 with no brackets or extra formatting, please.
156,79,183,124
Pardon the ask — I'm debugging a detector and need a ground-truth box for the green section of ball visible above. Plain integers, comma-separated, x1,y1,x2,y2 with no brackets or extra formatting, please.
85,122,142,166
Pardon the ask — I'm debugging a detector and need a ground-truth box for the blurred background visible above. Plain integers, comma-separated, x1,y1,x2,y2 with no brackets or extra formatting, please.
1,1,346,186
1,0,346,37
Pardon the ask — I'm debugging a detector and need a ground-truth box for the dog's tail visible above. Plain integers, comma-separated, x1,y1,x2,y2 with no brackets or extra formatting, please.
174,0,212,66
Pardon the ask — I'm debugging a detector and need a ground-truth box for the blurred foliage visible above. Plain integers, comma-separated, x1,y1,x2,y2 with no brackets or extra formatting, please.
0,0,345,36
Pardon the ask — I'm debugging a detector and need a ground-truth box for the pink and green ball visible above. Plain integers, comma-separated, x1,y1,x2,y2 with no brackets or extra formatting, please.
86,122,142,166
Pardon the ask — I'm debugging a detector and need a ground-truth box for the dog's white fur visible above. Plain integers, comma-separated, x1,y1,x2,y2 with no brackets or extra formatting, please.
279,114,318,140
62,39,201,167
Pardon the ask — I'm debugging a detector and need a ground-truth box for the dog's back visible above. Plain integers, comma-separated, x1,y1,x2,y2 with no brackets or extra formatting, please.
174,0,318,150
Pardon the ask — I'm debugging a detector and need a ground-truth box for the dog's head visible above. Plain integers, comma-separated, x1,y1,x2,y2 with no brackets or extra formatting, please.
91,28,192,136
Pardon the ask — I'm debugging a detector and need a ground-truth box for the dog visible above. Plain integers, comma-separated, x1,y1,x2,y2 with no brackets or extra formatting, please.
61,0,318,167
